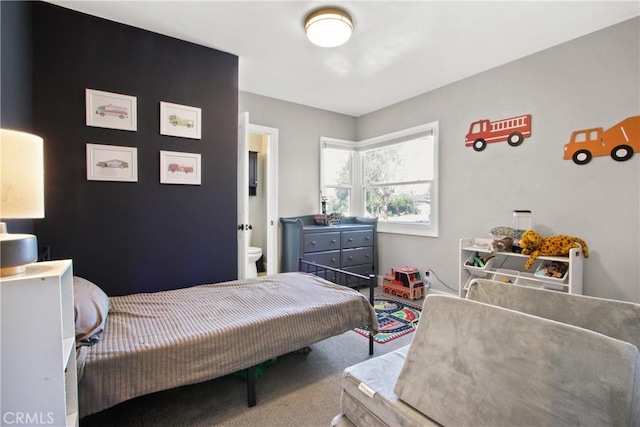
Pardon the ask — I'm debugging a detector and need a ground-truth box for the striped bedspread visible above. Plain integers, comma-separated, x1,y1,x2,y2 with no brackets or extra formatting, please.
77,272,377,417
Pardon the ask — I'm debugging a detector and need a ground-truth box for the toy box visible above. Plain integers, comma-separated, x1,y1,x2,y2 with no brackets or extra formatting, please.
382,267,425,300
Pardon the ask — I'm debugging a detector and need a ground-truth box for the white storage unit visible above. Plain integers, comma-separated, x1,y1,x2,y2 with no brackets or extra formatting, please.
459,238,583,297
1,260,78,426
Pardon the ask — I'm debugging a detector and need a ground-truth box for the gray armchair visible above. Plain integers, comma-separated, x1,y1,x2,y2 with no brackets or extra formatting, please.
333,280,640,427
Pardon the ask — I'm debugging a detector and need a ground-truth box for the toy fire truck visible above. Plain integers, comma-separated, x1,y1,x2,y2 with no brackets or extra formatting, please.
382,267,425,300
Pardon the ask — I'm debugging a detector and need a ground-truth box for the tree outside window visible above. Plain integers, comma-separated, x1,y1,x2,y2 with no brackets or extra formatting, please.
321,122,438,237
363,136,434,224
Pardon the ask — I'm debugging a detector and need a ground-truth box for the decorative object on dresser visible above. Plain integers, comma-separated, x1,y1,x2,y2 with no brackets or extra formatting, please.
0,260,78,426
0,129,44,276
280,215,377,286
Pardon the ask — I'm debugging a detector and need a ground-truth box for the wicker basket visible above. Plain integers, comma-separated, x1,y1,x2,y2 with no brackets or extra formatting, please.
314,213,342,226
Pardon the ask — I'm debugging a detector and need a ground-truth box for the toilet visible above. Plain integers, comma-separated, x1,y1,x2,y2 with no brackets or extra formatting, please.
246,228,262,278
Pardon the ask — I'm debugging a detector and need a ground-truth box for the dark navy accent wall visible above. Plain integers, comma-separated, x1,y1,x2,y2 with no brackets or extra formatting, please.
1,1,35,234
31,2,238,295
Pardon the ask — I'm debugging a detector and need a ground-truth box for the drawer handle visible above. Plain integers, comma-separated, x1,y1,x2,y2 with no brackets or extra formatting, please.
348,256,353,260
365,254,370,258
365,236,370,240
331,239,336,244
331,258,336,263
348,238,353,242
311,241,316,245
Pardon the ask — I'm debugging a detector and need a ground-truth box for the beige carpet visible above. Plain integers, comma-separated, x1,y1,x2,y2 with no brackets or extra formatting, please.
80,290,418,427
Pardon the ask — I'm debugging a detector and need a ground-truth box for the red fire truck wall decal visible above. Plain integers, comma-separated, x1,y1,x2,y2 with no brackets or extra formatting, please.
465,114,532,151
563,116,640,165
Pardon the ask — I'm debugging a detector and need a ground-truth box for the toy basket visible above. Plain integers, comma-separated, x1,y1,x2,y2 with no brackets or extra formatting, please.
314,213,341,226
535,261,569,283
492,268,519,284
464,252,495,274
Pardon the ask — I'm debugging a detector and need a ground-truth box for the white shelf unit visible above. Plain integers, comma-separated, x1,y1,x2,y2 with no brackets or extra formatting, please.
1,260,78,426
459,238,583,298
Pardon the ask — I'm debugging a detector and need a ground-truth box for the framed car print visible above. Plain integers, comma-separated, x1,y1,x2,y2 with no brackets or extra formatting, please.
160,101,202,139
86,143,138,182
160,150,201,185
86,89,137,131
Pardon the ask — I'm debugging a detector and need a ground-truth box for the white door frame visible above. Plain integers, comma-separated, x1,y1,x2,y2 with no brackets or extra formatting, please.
247,123,279,276
237,113,279,279
237,113,249,279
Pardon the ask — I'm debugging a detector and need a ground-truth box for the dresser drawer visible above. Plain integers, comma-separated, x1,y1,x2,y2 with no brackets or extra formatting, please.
341,247,373,267
304,232,340,253
304,250,341,268
342,230,374,249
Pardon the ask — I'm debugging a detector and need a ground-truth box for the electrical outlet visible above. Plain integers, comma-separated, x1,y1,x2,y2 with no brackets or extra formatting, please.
424,270,431,289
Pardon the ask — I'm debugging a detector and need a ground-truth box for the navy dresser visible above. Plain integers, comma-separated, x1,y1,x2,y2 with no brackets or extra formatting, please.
280,215,377,286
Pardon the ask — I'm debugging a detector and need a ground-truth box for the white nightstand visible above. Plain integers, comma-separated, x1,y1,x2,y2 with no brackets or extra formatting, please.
1,260,78,426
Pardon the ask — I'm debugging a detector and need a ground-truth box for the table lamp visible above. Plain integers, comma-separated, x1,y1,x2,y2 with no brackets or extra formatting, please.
0,129,44,276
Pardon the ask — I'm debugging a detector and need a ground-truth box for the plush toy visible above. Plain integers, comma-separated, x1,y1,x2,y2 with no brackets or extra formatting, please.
519,230,589,270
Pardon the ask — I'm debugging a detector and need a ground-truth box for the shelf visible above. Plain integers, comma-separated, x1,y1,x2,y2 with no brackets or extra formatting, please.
459,237,583,297
1,260,78,426
461,244,580,264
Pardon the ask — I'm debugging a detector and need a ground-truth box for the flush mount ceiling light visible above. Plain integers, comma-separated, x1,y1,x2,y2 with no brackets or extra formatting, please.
305,8,353,48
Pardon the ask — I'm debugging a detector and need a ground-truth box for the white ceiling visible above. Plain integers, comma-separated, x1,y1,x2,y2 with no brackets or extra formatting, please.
47,1,639,117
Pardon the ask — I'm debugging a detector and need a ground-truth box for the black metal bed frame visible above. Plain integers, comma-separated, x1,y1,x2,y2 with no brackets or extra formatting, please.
298,258,375,356
243,260,376,407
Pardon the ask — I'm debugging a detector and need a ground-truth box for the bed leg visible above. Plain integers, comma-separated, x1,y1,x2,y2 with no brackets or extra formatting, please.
368,274,375,356
246,366,256,407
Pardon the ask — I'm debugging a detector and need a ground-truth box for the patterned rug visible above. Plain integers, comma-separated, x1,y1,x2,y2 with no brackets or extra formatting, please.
354,297,422,343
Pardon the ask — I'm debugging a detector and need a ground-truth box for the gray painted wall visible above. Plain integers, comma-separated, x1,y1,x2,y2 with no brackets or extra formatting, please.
239,93,358,218
241,17,640,303
359,17,639,303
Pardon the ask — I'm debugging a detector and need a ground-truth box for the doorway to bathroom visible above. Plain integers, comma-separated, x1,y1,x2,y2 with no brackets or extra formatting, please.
237,113,278,279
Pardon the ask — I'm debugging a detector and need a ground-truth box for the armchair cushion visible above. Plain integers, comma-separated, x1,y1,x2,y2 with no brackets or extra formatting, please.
466,279,640,348
394,295,640,427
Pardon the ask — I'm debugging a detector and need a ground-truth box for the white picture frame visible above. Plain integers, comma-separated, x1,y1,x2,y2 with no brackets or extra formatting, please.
160,150,201,185
160,101,202,139
86,143,138,182
85,89,137,131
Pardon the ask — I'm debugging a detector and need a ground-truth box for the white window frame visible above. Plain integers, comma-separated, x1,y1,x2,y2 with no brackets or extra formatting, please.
320,137,356,215
320,121,439,237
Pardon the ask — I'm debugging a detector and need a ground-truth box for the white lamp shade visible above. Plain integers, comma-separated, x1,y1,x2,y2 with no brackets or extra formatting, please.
0,129,45,219
305,8,353,48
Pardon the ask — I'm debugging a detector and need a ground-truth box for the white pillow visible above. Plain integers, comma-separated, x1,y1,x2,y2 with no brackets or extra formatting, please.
73,276,110,346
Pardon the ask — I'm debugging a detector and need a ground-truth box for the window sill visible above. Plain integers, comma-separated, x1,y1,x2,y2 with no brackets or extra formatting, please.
377,222,439,237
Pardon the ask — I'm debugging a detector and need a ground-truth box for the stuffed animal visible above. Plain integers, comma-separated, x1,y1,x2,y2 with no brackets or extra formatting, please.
519,230,589,270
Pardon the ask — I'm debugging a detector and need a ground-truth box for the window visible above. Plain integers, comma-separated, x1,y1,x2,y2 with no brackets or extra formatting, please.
321,121,439,237
320,139,354,216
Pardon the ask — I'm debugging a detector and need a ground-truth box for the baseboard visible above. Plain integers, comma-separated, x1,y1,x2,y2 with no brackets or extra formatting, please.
426,288,457,296
375,275,457,297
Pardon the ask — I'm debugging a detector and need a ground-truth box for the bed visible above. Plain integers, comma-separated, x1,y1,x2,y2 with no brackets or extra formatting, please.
75,268,378,418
